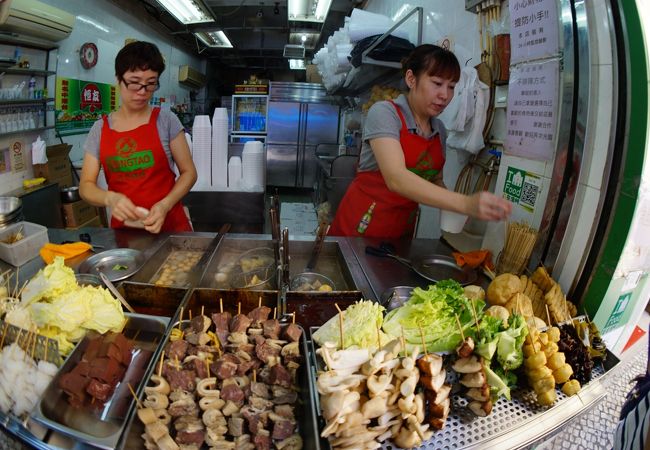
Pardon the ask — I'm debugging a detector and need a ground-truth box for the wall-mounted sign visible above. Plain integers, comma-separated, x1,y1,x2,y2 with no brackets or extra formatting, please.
509,0,560,64
603,292,632,334
505,59,559,161
55,77,119,135
10,140,25,172
503,165,543,214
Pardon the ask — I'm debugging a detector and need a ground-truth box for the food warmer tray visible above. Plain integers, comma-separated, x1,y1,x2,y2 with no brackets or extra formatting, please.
30,313,170,450
308,327,619,450
118,318,322,449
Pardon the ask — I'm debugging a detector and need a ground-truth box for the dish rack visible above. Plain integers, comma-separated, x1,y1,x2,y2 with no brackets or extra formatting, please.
308,322,619,450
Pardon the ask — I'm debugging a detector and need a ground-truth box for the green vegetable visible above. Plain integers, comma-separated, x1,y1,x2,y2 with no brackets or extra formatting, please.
485,365,517,401
475,314,504,360
496,313,528,371
21,256,77,305
382,280,484,353
312,300,387,349
112,264,128,271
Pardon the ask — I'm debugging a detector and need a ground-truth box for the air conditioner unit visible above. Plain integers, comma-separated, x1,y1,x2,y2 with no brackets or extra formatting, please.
283,44,305,59
0,0,74,42
179,65,206,90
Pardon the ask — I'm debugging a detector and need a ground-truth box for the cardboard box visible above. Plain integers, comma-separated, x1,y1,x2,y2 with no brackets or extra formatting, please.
306,65,322,84
62,200,98,228
65,215,102,230
33,144,74,188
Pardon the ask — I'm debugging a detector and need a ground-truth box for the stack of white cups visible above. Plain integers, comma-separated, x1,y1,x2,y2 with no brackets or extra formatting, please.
212,108,229,190
228,156,242,190
241,141,265,191
190,115,211,191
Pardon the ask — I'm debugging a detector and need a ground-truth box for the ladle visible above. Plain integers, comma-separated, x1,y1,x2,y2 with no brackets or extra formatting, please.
99,272,136,314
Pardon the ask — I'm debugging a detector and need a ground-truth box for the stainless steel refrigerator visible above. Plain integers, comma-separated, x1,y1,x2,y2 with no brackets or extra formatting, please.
266,82,340,188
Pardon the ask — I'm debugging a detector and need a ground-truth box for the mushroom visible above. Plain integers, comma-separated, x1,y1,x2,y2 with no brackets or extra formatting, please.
197,377,220,397
414,392,425,423
420,368,446,392
468,401,489,417
392,426,421,449
143,393,169,410
417,354,443,376
137,407,158,425
460,371,486,388
199,396,225,411
144,374,171,396
429,398,450,419
381,339,402,360
154,409,171,425
400,373,418,397
317,372,365,394
362,395,388,419
452,355,482,373
321,390,346,421
432,384,451,405
377,407,401,427
466,386,490,402
367,373,393,396
397,393,417,415
145,421,168,441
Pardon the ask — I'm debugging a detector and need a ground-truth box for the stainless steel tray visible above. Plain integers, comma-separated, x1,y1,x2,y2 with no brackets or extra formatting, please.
411,254,477,286
308,326,619,450
78,249,146,282
30,313,169,450
119,314,322,450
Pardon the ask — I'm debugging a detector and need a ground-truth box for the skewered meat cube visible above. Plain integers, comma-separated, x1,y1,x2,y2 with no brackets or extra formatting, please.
417,354,443,376
429,398,450,419
271,416,297,440
176,430,205,446
166,339,190,361
212,312,232,331
241,406,270,434
237,359,262,377
274,404,295,419
190,315,212,334
230,314,253,333
270,364,292,388
228,416,246,436
456,337,475,358
249,396,274,411
248,306,272,325
169,397,199,417
263,319,281,339
253,429,272,450
250,382,270,399
272,386,298,405
256,339,281,364
213,359,238,380
283,323,302,342
221,383,245,405
164,368,197,392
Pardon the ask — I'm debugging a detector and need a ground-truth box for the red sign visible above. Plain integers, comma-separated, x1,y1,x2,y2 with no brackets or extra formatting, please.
80,83,102,112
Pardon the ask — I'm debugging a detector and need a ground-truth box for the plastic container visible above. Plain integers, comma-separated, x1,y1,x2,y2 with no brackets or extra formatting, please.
0,221,48,266
440,210,468,233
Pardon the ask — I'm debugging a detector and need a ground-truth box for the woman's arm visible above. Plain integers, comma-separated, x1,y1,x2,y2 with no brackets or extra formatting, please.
142,131,197,233
371,137,511,220
79,153,141,221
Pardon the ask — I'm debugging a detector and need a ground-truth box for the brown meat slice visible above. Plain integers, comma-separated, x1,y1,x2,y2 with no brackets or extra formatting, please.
165,339,189,361
190,315,212,333
176,430,205,446
86,379,113,402
248,306,272,325
59,371,90,405
272,386,298,405
212,359,238,380
165,368,197,392
253,430,271,450
89,357,122,385
237,359,262,377
193,358,210,379
250,382,270,399
274,405,294,419
241,406,269,435
255,340,281,364
283,323,302,342
269,364,292,388
221,383,245,405
271,418,296,440
262,319,281,339
230,314,253,333
212,312,232,331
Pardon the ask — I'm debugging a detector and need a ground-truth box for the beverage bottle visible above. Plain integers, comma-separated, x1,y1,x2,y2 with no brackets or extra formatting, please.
28,77,36,99
357,202,376,234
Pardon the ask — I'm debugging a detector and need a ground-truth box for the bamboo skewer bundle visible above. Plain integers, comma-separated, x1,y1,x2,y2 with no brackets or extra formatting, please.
497,221,538,275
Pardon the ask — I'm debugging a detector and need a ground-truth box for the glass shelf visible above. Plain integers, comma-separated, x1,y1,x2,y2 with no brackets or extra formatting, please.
1,68,56,76
0,98,54,105
0,125,54,138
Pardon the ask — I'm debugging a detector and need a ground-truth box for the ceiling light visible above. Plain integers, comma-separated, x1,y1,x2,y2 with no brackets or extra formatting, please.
289,59,306,70
301,35,307,42
195,30,233,48
77,15,110,33
155,0,213,24
288,0,332,23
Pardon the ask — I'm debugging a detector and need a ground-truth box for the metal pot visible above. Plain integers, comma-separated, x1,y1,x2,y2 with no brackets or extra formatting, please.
60,186,80,203
0,197,22,227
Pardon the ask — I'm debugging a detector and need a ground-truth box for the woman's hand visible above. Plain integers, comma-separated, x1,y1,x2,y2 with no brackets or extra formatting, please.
105,191,140,222
142,200,171,234
465,192,513,221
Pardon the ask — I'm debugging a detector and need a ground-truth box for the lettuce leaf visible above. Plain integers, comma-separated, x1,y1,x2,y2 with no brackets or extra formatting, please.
496,313,528,371
22,257,77,305
312,300,386,349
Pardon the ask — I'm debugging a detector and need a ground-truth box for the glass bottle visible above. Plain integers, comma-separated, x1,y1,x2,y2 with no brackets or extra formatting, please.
357,202,376,234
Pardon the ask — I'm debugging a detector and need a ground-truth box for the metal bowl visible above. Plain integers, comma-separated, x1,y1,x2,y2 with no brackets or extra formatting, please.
235,247,275,272
290,272,336,292
60,186,81,203
380,286,415,311
0,197,22,227
230,265,276,290
75,273,103,287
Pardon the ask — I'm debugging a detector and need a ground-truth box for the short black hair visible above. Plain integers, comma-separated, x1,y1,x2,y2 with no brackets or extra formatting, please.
402,44,461,83
115,41,165,81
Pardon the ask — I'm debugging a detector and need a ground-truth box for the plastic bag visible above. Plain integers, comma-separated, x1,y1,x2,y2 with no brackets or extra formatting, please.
349,34,415,68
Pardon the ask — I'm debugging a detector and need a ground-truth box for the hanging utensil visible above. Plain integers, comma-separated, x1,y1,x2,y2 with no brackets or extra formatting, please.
99,272,136,314
304,222,329,272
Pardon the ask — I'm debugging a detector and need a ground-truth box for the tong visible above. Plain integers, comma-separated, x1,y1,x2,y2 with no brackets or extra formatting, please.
305,222,329,272
365,242,413,267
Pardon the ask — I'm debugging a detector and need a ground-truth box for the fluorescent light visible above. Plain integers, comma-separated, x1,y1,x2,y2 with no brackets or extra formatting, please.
195,31,233,48
288,0,332,23
77,15,110,33
289,59,306,70
391,5,411,22
155,0,213,24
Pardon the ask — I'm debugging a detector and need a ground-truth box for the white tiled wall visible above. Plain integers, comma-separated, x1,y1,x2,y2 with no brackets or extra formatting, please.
0,0,206,194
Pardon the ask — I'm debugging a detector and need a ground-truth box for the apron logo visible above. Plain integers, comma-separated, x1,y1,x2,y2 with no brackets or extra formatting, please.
408,149,440,181
106,138,154,172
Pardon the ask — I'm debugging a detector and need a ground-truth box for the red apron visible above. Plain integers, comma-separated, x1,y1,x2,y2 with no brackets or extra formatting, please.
99,107,191,231
329,101,445,238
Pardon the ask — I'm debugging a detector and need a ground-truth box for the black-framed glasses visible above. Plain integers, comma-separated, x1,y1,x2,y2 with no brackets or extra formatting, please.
122,80,160,92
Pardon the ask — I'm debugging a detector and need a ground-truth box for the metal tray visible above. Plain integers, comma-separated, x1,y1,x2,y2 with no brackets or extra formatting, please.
308,326,619,450
78,249,146,282
30,313,169,450
119,310,322,450
411,254,477,286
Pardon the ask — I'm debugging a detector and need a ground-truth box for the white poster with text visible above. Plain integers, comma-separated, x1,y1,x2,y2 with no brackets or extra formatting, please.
509,0,560,64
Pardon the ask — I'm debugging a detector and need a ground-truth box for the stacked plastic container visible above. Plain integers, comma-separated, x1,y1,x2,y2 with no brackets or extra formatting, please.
241,141,265,192
227,156,242,190
190,115,212,190
211,108,229,189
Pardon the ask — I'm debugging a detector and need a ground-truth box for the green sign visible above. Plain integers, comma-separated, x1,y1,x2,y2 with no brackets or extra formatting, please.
55,77,119,135
503,166,542,213
603,292,632,333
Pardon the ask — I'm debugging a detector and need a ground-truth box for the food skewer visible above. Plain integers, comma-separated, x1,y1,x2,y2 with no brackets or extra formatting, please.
189,309,193,321
546,304,553,326
470,301,481,341
201,305,204,317
273,307,277,320
418,323,428,357
219,297,223,313
258,296,262,308
292,312,296,324
377,324,382,349
0,322,8,348
400,325,406,356
127,382,144,409
253,369,257,383
238,302,241,315
178,307,184,331
454,313,465,341
158,350,165,378
334,303,344,350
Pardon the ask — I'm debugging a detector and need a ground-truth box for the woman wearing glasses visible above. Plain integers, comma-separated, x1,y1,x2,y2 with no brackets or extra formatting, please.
80,41,197,233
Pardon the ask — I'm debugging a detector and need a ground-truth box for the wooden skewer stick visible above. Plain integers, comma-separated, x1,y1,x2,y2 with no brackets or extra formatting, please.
334,303,344,350
564,297,571,324
179,307,184,331
44,338,49,363
545,304,552,326
258,296,262,308
201,305,204,317
205,358,210,377
454,314,465,342
238,302,241,315
377,324,382,349
127,383,144,409
253,369,257,383
400,325,406,357
189,309,193,321
16,280,28,300
13,267,19,298
31,328,38,360
292,312,296,324
418,323,428,357
158,351,165,378
0,322,9,348
273,307,277,320
220,297,223,313
470,301,481,341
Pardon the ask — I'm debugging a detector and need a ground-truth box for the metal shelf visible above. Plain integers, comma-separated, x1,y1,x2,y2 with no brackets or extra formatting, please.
1,68,56,76
0,125,54,138
0,98,54,105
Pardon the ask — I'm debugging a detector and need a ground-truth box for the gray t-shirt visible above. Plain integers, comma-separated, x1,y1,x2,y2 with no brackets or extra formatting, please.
83,108,184,168
358,94,448,171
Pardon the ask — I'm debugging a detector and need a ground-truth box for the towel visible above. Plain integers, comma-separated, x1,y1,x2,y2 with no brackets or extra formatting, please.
452,249,494,270
40,242,92,264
